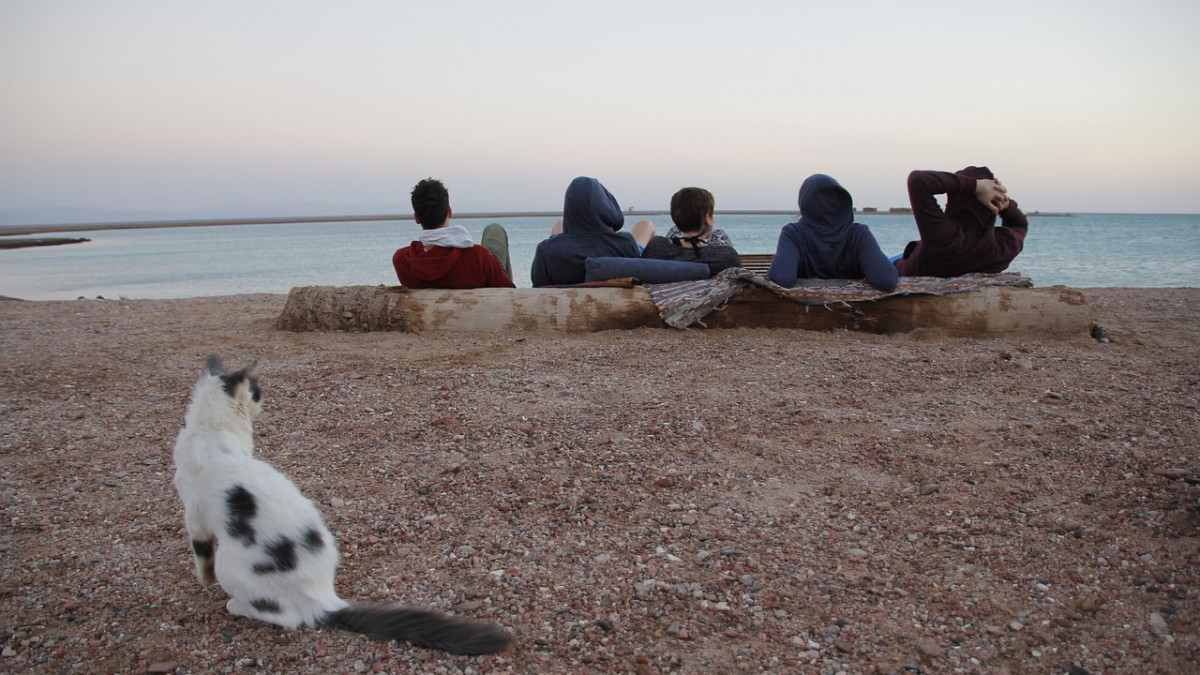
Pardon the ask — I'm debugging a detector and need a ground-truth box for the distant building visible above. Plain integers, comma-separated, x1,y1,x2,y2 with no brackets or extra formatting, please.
861,207,878,213
888,207,914,214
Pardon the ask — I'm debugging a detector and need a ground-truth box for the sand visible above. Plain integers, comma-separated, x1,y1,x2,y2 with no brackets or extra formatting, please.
1,288,1197,674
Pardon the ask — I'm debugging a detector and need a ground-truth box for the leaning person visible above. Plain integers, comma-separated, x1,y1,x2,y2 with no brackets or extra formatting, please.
393,178,515,289
531,176,654,286
893,166,1028,277
767,174,898,292
641,187,741,277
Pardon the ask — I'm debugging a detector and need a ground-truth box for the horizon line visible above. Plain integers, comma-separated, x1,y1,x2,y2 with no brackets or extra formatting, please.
0,208,1090,237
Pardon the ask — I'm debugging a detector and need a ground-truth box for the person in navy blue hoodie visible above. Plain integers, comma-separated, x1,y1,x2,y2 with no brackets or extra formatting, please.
767,174,899,292
531,177,654,287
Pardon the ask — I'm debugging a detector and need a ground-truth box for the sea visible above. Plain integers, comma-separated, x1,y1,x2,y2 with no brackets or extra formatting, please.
1,213,1197,300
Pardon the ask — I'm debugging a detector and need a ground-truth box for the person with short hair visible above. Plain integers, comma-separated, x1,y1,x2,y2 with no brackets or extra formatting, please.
767,174,898,292
393,178,515,289
893,166,1027,277
531,177,654,287
640,187,741,277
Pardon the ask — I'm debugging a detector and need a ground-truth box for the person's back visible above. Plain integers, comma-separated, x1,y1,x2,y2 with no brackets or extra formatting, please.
642,187,741,277
767,174,898,292
894,167,1027,277
531,177,642,287
393,178,514,289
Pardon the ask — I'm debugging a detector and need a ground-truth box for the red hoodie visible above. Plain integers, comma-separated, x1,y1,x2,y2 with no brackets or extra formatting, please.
392,242,514,289
894,168,1028,277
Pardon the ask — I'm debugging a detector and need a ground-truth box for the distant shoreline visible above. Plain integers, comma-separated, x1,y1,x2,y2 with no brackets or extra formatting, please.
0,209,927,237
0,209,1077,240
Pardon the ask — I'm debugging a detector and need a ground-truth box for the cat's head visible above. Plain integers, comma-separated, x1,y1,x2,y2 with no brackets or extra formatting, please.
202,355,263,421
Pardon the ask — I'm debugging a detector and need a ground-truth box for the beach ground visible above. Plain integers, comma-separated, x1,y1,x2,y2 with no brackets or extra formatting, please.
1,288,1197,674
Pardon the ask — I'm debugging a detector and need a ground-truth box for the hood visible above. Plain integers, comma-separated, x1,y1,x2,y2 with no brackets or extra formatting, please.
947,165,997,233
562,177,624,235
399,242,464,283
797,174,854,237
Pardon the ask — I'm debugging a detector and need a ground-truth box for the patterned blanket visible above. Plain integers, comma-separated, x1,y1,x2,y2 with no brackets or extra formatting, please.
647,267,1032,329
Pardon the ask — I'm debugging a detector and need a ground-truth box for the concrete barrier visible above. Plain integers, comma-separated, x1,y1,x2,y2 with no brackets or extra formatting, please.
275,284,1093,335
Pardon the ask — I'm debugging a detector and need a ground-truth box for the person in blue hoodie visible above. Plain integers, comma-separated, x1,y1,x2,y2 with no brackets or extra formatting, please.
531,177,654,287
766,174,899,292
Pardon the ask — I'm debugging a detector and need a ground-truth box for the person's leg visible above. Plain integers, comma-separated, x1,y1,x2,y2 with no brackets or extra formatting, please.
481,223,512,279
631,219,655,249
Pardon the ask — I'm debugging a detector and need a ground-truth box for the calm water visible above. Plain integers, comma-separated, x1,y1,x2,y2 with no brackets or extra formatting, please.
1,213,1197,300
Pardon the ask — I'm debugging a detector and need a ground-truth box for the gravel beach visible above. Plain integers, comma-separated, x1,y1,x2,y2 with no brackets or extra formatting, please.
1,288,1197,674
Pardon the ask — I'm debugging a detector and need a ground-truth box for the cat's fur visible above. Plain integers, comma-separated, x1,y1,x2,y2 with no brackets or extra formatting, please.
172,356,512,655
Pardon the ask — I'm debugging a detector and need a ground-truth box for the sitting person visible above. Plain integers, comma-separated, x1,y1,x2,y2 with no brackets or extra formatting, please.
767,174,898,292
393,178,515,289
531,176,654,286
641,187,741,277
893,166,1028,277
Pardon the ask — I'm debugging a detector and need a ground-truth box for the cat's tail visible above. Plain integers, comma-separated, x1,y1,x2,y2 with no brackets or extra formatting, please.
321,604,513,655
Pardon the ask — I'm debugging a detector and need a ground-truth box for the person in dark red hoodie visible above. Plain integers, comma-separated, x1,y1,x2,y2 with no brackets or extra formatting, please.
894,166,1028,277
393,178,515,289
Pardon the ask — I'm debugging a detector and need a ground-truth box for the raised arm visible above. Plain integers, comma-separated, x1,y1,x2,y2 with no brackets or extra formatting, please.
907,170,974,248
992,199,1029,264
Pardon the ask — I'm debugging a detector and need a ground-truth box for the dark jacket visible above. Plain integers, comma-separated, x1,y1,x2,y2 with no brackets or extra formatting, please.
531,177,639,286
641,235,742,277
767,174,898,291
894,167,1028,277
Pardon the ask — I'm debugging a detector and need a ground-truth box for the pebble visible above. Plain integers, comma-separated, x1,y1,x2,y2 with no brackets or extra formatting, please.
1008,621,1024,631
920,484,939,496
848,548,868,558
915,638,941,657
1148,612,1169,635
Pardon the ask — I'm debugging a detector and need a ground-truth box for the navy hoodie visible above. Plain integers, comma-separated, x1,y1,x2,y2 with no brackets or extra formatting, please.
767,174,898,291
531,177,639,286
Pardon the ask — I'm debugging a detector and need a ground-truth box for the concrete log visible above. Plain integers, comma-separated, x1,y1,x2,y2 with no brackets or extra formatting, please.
275,285,663,333
275,284,1093,335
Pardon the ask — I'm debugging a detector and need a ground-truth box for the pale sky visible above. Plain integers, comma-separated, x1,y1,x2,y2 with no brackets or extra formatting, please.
2,0,1199,224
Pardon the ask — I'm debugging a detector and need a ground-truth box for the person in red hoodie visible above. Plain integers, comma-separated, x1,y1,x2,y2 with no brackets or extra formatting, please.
893,166,1028,277
393,178,515,289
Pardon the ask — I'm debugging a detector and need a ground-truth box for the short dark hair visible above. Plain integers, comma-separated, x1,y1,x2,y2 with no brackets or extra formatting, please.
411,178,450,230
670,187,714,233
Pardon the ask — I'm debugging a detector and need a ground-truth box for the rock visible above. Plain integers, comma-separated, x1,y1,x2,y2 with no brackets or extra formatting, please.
147,663,180,674
915,638,941,657
1148,612,1169,635
920,484,939,496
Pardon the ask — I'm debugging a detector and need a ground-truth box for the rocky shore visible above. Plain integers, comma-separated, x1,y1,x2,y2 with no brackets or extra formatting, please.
1,288,1196,673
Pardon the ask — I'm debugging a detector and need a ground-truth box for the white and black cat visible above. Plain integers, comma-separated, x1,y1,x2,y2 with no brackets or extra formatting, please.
172,356,512,655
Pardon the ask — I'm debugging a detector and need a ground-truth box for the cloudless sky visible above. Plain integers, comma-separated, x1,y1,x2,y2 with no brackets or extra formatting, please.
2,0,1199,223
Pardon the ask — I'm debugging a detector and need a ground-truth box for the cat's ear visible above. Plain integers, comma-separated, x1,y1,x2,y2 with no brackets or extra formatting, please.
219,363,260,401
205,355,224,375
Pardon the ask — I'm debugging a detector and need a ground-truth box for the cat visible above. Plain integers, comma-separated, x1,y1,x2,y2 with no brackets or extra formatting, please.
171,356,512,655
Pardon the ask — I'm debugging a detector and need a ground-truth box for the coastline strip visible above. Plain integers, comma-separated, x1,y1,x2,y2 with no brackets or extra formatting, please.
0,210,845,237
